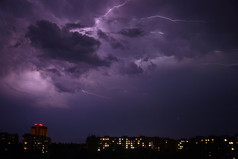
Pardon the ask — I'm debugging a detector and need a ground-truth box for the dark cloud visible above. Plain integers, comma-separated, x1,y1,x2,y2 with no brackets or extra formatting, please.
64,22,85,30
97,29,125,50
54,82,78,93
46,68,62,76
119,28,144,38
65,66,91,76
26,20,115,67
120,62,143,75
110,41,125,50
97,29,109,41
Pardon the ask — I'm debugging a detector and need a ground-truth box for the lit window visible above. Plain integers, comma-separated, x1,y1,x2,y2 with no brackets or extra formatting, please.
24,142,27,144
229,142,234,145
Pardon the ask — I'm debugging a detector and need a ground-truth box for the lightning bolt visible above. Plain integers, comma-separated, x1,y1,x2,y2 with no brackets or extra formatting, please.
81,89,108,99
95,0,130,25
71,0,130,37
140,15,206,23
102,0,130,18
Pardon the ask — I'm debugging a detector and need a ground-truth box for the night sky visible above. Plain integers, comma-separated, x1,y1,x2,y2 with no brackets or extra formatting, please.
0,0,238,143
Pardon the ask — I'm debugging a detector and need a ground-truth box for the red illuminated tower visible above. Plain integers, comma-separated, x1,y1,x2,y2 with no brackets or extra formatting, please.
30,123,47,137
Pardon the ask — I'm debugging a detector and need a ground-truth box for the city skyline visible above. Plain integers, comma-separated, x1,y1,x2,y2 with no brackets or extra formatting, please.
0,0,238,143
1,123,238,144
1,128,237,158
1,124,238,143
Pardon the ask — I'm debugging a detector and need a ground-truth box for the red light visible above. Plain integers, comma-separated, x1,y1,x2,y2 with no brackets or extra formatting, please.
39,124,43,126
34,123,38,126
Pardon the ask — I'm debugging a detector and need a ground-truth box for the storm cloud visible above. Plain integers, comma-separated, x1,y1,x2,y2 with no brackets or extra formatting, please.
26,20,115,66
119,28,144,38
0,0,238,143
